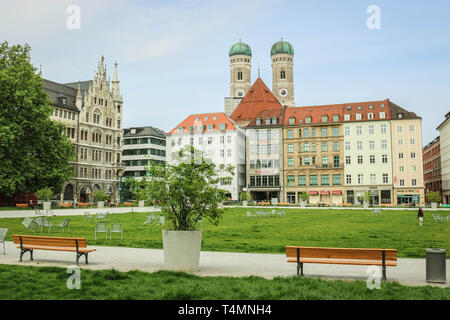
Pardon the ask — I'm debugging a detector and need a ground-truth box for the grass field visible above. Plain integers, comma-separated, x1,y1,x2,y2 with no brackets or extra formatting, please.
0,264,448,300
1,208,449,258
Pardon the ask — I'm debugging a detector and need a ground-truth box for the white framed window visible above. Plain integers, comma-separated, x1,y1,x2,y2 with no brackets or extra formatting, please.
357,126,362,135
346,174,352,184
400,179,405,186
411,165,416,172
398,139,403,146
411,152,416,158
344,114,350,121
357,141,362,150
346,156,351,164
382,154,388,163
412,178,417,186
379,112,386,119
358,174,364,184
356,113,362,120
381,124,386,134
369,125,374,134
370,155,375,164
383,173,388,183
409,125,415,132
368,113,374,119
382,140,387,149
397,126,402,132
370,174,376,185
345,141,350,150
344,127,350,136
369,141,375,150
410,138,415,145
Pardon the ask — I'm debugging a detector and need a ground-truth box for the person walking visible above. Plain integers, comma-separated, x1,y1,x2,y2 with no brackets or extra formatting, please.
417,207,424,227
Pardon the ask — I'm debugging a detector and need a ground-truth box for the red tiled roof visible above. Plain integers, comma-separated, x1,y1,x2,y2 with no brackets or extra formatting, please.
167,112,236,135
230,77,283,123
284,99,392,125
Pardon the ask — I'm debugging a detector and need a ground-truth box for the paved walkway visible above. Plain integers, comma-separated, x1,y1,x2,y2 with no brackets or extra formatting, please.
1,205,449,219
0,241,448,288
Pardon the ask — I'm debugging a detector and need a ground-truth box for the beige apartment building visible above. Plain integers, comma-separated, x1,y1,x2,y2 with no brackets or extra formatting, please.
283,106,344,204
390,104,424,205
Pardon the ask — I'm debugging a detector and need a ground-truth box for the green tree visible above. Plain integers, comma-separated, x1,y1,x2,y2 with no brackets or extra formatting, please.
145,146,234,230
426,191,441,203
127,177,149,202
0,42,75,197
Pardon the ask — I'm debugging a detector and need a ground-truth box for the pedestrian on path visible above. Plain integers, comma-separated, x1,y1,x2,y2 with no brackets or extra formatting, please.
417,207,424,227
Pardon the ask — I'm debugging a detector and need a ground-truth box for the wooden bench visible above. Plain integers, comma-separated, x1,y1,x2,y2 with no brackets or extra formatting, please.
77,203,89,207
123,202,134,206
277,202,290,206
339,203,352,207
13,234,96,265
59,203,73,208
286,246,397,280
16,204,29,208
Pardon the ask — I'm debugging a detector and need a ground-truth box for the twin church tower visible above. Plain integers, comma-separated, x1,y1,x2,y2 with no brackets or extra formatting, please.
225,38,295,116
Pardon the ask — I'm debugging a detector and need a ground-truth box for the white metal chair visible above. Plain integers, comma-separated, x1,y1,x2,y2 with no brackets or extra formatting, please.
246,211,253,217
84,211,94,223
95,222,108,240
110,223,123,240
54,218,70,232
0,228,7,255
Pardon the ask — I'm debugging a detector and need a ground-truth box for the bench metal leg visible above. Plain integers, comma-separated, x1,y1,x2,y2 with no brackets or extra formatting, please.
382,266,387,281
19,248,33,262
297,263,304,276
76,253,89,265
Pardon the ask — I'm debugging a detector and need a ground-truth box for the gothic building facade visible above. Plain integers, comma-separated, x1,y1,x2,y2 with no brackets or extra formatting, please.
44,56,124,203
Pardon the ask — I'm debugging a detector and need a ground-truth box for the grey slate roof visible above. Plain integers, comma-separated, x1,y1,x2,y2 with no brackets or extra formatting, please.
123,126,166,139
42,79,80,112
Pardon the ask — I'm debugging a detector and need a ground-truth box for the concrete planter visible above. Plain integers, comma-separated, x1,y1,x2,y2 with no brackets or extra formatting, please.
97,201,104,209
301,201,306,208
271,198,278,206
139,200,145,207
242,201,248,206
43,201,51,210
363,201,369,209
162,230,202,272
431,202,438,209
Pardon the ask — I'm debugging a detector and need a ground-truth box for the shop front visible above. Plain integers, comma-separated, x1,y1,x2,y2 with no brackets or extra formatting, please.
394,188,424,206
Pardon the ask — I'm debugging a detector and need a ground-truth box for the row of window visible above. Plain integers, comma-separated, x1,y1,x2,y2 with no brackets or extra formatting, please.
256,118,278,125
287,174,342,186
344,124,387,136
249,159,280,169
249,175,280,187
344,140,389,150
346,154,389,165
288,110,387,125
248,129,280,141
85,112,121,128
54,108,76,120
78,167,115,180
122,148,166,157
288,142,340,153
124,137,166,146
272,57,293,62
287,156,341,167
249,144,279,155
288,127,340,138
124,159,165,167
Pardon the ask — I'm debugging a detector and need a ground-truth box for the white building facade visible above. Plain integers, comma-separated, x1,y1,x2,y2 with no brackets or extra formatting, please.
167,113,246,200
437,112,450,204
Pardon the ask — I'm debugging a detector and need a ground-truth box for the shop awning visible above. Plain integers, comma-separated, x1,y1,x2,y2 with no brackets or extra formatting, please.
309,191,318,195
332,190,342,195
320,191,330,195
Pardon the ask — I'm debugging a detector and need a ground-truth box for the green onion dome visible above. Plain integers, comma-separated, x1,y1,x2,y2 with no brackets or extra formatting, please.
271,39,294,56
229,40,252,57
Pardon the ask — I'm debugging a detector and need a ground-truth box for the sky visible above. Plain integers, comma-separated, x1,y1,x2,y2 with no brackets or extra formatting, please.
1,0,449,145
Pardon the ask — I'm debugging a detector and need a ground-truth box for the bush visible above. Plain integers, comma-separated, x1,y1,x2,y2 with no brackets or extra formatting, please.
426,191,441,203
36,188,53,201
92,189,109,202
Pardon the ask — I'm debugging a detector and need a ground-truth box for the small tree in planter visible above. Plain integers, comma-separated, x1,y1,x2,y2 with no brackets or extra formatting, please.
128,177,149,207
363,191,371,208
145,145,234,272
239,191,251,206
36,187,54,210
92,189,109,208
299,192,309,207
426,191,441,208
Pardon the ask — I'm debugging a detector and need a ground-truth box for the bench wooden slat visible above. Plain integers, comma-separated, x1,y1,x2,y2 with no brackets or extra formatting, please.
13,235,88,248
287,258,397,266
18,245,95,253
286,246,397,261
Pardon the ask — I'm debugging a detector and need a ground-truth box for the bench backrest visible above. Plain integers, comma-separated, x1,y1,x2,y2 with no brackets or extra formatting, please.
286,246,397,261
13,234,87,248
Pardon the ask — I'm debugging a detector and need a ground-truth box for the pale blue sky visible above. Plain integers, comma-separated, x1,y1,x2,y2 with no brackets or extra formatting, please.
1,0,449,145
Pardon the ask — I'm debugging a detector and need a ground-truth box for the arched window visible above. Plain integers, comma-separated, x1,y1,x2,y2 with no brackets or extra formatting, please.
237,70,243,80
280,70,286,79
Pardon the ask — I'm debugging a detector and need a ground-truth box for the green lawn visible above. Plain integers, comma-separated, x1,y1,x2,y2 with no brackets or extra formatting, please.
0,264,448,300
1,208,449,258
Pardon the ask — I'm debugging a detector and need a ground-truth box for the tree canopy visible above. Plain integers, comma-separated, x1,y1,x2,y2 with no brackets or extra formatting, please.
145,146,234,230
0,41,75,196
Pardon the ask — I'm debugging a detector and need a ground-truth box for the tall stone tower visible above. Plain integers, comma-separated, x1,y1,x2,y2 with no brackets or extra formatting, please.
271,38,295,108
225,39,252,116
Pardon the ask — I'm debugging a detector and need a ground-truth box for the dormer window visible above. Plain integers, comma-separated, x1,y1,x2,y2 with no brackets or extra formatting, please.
344,114,350,121
321,116,328,123
207,124,214,130
189,126,194,132
178,127,184,132
369,105,374,109
305,117,311,123
380,112,386,119
397,113,403,119
131,128,136,134
347,106,352,110
357,106,362,110
204,116,209,121
333,115,339,122
289,117,295,125
272,117,278,124
213,115,218,120
356,113,362,120
219,123,226,130
256,118,262,125
368,113,374,119
265,118,271,125
62,97,67,105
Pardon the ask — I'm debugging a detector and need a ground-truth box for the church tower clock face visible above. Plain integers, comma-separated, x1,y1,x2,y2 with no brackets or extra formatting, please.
236,89,245,97
279,88,288,97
